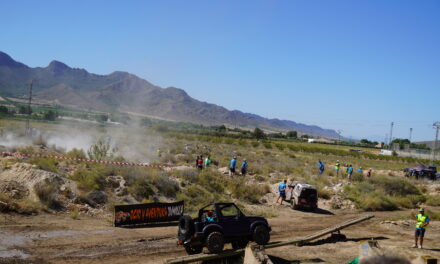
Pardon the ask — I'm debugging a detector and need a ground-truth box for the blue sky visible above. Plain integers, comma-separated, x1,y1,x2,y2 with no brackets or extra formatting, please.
1,0,439,141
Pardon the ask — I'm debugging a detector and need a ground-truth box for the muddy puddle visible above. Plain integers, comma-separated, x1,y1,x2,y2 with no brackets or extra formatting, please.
0,229,114,259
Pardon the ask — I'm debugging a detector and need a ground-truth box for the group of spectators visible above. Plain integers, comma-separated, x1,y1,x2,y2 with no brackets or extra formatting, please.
318,160,372,181
195,155,212,169
194,155,248,176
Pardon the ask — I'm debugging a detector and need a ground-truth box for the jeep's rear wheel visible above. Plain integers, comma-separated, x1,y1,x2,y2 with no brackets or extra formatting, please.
184,244,203,255
232,239,248,249
206,232,224,253
253,225,270,245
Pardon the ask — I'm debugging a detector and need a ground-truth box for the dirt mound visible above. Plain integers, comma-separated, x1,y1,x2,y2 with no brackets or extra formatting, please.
0,163,79,204
0,180,29,199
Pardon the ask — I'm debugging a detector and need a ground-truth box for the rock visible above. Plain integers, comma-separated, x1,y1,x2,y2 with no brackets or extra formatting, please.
106,175,125,188
87,191,107,206
328,195,356,210
218,167,229,175
0,180,29,199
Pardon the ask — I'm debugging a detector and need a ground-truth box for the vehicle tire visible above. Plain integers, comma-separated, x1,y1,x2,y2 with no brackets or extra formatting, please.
231,239,248,249
206,232,224,253
178,215,194,241
184,244,203,255
253,225,270,245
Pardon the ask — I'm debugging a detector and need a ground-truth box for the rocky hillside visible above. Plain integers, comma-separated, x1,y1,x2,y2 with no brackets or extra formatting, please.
0,51,339,137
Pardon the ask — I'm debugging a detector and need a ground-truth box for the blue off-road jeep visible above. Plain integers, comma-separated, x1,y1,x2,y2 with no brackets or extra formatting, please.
177,202,271,254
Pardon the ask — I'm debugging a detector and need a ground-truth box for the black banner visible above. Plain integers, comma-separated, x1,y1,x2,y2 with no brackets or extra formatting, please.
114,201,184,227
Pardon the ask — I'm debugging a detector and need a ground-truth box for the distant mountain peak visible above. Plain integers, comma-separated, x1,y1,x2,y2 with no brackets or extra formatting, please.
0,51,340,138
0,51,28,68
48,60,70,70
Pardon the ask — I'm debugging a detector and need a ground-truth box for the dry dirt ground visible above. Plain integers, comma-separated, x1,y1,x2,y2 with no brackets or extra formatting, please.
1,203,439,264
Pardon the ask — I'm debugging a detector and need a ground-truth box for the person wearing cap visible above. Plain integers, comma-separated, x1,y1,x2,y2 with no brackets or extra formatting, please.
335,160,341,177
229,156,237,176
413,208,430,248
241,159,248,176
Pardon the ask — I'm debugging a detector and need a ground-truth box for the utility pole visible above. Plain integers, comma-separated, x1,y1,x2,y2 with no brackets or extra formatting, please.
25,80,34,136
409,128,413,142
389,122,394,149
433,122,440,162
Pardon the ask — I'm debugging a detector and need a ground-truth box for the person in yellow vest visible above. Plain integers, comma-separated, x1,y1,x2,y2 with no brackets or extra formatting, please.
413,208,430,249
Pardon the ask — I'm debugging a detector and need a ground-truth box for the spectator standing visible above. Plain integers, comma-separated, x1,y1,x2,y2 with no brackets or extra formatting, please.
347,164,354,181
229,156,237,176
241,159,248,176
276,179,288,205
413,208,430,249
317,160,325,175
204,156,212,168
335,160,341,177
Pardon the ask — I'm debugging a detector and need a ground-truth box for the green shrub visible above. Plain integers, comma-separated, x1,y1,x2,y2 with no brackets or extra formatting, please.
129,177,156,200
29,157,58,173
66,148,87,159
251,141,260,148
275,143,285,150
263,142,272,149
426,195,440,206
358,192,398,211
318,188,332,200
71,165,105,191
369,176,420,196
228,179,270,203
34,180,62,210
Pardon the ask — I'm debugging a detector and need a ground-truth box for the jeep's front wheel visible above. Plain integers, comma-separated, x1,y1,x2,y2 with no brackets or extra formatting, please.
184,244,203,255
232,239,248,249
206,232,224,253
253,225,270,245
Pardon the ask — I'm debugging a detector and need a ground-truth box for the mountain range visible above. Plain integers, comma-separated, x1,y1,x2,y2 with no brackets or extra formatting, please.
0,51,339,138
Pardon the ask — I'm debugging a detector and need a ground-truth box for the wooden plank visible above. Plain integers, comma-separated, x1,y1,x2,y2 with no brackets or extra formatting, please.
265,214,374,249
165,249,244,264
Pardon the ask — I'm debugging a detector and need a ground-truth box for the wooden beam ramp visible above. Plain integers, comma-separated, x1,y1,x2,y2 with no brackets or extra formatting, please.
165,214,374,264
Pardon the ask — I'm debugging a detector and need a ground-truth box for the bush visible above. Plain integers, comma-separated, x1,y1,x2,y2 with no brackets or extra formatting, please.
358,192,398,211
228,179,270,203
318,188,332,200
426,195,440,206
251,141,260,148
129,177,156,201
34,180,62,210
29,157,58,173
263,142,272,149
71,165,105,191
275,143,285,150
66,148,87,159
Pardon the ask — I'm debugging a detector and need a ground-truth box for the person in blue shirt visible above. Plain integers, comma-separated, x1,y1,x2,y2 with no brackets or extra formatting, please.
206,210,215,222
317,160,325,175
276,179,288,205
347,164,354,181
241,159,248,176
229,156,237,176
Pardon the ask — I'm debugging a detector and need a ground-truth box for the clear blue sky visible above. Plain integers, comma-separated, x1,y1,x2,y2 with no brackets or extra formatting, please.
1,0,439,141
